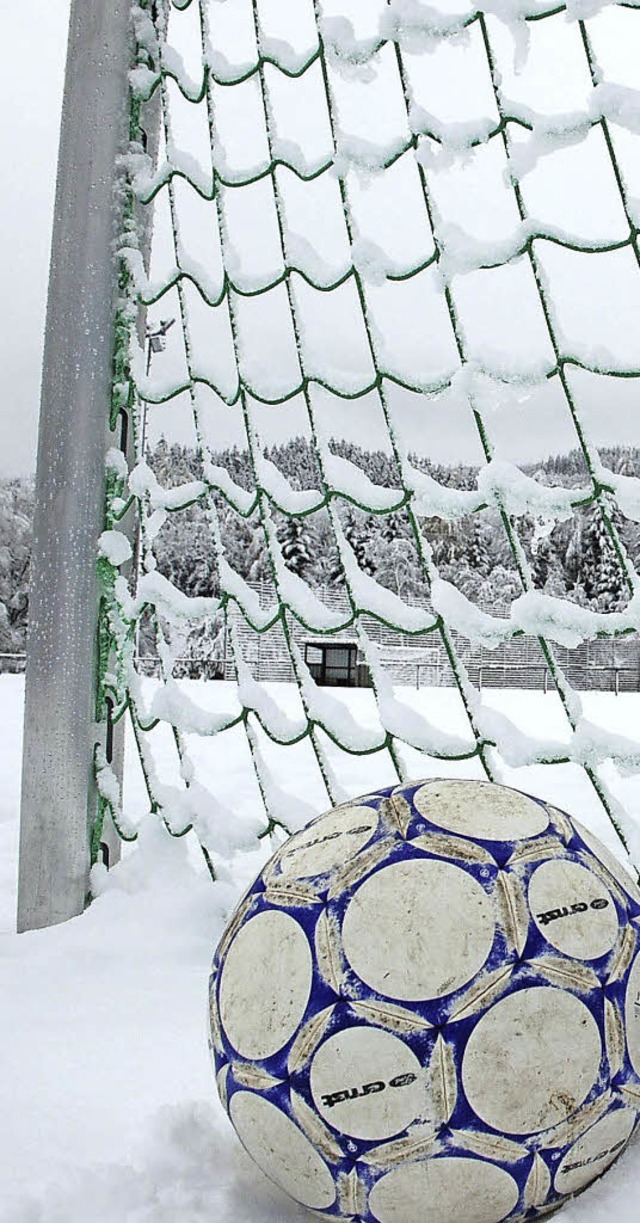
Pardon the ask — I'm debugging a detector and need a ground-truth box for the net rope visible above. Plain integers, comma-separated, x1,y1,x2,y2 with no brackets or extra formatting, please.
98,0,640,880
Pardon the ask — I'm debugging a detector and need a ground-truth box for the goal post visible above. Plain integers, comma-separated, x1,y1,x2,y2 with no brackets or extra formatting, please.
17,0,136,932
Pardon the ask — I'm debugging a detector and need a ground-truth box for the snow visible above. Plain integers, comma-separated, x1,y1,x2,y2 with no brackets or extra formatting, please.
285,230,350,289
98,529,134,568
161,43,206,103
476,460,590,520
256,455,322,515
206,48,259,87
270,137,330,180
127,146,214,205
365,641,476,756
259,36,318,76
510,589,640,649
2,676,640,1219
600,467,640,524
430,578,640,652
294,648,387,753
106,447,129,481
321,16,381,68
379,0,473,46
201,461,255,516
323,449,404,511
131,570,222,626
233,640,307,743
339,533,437,631
149,678,242,738
272,564,350,633
431,576,514,647
129,461,206,515
218,563,279,631
332,132,410,179
121,245,225,314
591,82,640,137
350,238,396,285
403,460,485,518
414,115,499,160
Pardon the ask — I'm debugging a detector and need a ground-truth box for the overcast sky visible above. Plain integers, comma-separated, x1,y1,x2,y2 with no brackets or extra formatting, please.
0,2,70,477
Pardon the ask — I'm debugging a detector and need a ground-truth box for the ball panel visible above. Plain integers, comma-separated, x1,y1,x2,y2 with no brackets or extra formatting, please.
274,805,379,879
229,1091,336,1210
310,1026,425,1141
625,950,640,1076
342,859,495,1002
368,1156,520,1223
413,781,549,842
572,820,640,907
219,910,312,1060
554,1106,636,1196
462,987,602,1135
528,860,619,960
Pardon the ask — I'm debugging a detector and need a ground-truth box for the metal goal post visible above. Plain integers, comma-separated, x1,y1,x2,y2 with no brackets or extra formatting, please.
17,1,136,932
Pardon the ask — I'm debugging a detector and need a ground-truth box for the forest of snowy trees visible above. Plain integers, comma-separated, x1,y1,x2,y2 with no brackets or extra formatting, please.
149,438,640,614
1,442,639,664
0,478,31,661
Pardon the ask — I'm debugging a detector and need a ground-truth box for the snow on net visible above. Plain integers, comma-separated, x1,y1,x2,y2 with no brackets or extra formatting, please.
101,0,640,880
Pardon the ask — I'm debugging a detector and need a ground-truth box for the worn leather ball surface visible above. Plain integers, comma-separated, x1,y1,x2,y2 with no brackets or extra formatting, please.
209,779,640,1222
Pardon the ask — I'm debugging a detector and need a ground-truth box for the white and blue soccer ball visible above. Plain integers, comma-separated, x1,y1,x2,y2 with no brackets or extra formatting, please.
209,780,640,1222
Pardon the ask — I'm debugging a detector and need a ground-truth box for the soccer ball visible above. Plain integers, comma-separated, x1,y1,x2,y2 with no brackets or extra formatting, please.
209,780,640,1222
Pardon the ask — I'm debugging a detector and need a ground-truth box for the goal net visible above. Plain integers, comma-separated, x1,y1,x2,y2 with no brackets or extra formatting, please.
96,0,640,883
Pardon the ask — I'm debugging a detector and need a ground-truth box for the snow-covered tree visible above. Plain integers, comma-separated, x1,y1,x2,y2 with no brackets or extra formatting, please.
0,478,33,653
278,516,313,578
580,504,626,612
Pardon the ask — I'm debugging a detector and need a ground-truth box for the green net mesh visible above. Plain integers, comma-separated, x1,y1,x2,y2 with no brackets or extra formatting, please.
98,0,640,880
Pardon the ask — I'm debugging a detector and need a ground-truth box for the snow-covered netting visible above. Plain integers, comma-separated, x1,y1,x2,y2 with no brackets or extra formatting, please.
100,0,640,880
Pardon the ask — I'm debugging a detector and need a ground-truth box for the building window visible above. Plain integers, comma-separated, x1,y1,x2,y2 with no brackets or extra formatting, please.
305,641,359,687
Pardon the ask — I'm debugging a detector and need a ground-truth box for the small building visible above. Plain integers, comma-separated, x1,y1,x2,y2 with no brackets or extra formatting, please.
304,640,363,687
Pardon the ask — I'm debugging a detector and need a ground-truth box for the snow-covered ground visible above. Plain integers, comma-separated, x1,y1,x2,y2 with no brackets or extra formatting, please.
1,675,640,1222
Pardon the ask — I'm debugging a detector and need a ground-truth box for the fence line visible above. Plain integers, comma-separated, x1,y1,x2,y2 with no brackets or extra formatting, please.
8,579,640,695
131,654,640,694
5,652,640,692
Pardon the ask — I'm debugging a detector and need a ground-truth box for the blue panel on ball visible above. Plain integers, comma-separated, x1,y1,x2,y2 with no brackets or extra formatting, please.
209,780,640,1223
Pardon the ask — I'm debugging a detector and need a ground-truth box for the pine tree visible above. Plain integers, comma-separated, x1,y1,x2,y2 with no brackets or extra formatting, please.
308,512,340,587
579,504,626,611
530,528,557,590
339,505,376,578
247,520,272,584
279,516,312,577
